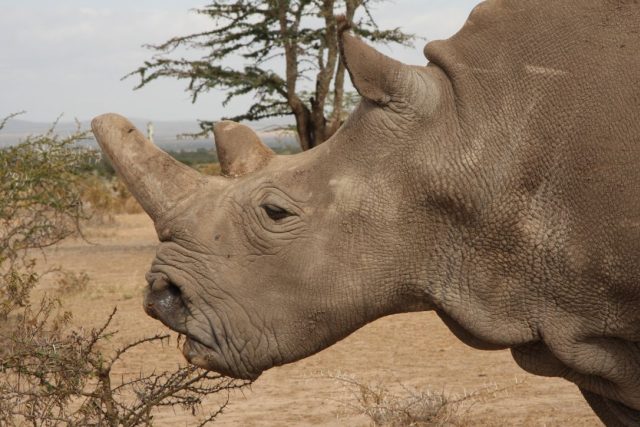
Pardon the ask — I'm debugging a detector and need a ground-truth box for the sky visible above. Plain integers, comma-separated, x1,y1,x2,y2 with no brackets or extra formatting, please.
0,0,479,123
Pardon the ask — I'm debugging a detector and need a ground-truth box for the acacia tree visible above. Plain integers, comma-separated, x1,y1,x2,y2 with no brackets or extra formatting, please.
127,0,413,150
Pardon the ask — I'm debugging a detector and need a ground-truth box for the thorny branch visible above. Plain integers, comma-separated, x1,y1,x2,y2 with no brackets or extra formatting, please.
0,302,250,426
0,114,250,425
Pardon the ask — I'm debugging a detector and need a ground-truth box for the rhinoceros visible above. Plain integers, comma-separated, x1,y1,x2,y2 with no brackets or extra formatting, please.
91,0,640,424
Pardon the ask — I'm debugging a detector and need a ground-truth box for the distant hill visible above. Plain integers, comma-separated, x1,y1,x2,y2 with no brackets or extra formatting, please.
0,118,299,153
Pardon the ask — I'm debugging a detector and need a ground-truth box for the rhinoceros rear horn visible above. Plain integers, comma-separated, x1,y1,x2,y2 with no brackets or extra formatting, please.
213,121,274,177
91,113,206,222
338,16,433,107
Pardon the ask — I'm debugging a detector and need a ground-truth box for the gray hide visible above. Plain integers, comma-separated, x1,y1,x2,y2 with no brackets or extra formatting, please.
91,1,640,425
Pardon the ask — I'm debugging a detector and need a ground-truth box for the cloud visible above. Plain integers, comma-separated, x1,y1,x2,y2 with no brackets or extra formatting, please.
0,1,222,122
77,7,113,18
0,0,478,122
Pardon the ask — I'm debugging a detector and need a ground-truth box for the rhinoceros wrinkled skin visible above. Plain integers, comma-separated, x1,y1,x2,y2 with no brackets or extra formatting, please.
91,0,640,424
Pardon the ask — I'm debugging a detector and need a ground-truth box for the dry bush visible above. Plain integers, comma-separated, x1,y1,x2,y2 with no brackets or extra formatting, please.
81,175,142,224
81,174,119,223
0,114,248,425
329,374,522,426
0,305,248,426
0,115,92,319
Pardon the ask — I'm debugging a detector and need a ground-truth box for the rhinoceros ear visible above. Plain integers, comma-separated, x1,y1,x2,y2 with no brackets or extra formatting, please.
213,121,274,177
338,16,424,106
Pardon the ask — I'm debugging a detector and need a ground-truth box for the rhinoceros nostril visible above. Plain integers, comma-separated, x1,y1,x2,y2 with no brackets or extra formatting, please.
167,282,181,296
144,273,185,320
160,284,182,307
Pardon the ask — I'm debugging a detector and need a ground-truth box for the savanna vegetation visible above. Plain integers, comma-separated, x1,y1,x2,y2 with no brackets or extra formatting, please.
0,114,249,426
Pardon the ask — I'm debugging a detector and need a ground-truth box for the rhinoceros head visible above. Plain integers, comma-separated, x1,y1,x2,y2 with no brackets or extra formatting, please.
92,29,459,380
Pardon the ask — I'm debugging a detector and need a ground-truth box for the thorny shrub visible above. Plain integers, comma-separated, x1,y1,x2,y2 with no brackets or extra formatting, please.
0,114,248,425
0,305,248,426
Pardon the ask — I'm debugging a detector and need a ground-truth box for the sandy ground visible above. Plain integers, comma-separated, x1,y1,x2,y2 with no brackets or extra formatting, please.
38,214,601,426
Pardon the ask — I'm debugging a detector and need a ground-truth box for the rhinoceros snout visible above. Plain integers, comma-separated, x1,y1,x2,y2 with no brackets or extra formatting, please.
143,273,188,333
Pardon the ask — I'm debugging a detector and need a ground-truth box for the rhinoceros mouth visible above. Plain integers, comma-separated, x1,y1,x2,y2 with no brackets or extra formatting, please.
182,335,261,380
144,271,261,380
181,335,218,365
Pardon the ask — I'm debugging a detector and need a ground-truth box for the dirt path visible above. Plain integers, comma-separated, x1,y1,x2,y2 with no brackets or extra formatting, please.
40,214,601,426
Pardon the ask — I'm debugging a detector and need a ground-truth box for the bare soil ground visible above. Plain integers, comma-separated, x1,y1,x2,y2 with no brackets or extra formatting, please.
39,214,601,426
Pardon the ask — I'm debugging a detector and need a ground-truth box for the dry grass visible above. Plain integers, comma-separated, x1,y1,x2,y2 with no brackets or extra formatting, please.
55,270,90,295
195,162,221,176
328,373,524,426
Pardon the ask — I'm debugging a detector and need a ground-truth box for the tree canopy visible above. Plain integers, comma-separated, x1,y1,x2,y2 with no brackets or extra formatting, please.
127,0,414,150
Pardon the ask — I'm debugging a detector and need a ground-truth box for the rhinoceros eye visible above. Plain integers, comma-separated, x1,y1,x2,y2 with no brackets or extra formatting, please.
261,204,293,222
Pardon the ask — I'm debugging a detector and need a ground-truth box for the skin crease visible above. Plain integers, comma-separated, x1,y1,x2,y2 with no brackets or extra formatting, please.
91,1,640,425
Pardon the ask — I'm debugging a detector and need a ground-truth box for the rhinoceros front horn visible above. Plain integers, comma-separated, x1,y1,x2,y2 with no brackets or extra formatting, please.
213,121,274,177
91,113,207,222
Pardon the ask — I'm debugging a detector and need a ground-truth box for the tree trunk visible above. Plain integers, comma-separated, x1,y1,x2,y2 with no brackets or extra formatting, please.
294,106,314,151
308,0,360,149
280,0,362,151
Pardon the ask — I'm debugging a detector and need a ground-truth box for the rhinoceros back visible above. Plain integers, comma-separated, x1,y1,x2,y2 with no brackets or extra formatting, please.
425,0,640,292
